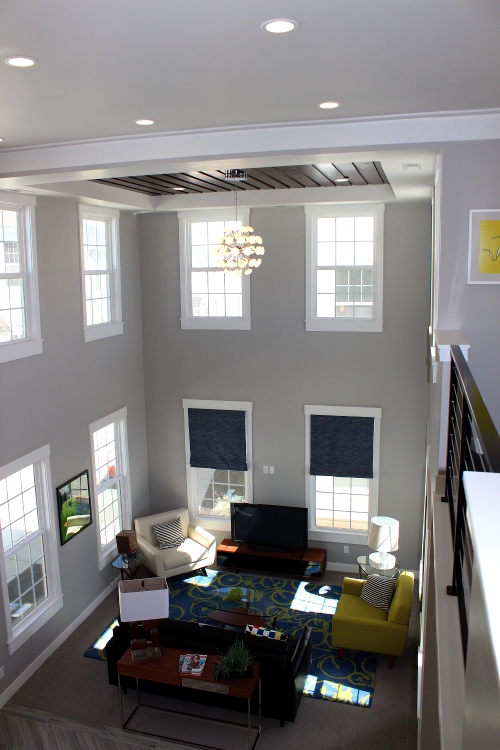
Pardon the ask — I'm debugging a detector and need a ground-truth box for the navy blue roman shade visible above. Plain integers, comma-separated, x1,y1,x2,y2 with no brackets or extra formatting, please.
188,408,247,471
310,415,374,478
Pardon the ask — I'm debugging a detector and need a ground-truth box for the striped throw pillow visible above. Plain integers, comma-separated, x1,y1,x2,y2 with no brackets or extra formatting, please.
153,517,185,549
359,574,397,612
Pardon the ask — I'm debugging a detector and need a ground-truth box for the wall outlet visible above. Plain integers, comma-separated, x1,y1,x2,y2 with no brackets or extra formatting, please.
344,545,349,553
263,466,268,474
269,466,274,474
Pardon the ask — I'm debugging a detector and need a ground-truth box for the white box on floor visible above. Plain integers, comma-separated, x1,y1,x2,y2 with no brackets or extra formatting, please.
118,577,169,622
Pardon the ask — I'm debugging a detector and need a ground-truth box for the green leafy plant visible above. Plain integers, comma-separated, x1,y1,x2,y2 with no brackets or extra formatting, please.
60,498,78,542
224,587,244,603
214,638,253,680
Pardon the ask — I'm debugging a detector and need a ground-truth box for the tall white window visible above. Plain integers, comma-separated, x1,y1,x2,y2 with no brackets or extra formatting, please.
89,407,131,569
178,209,251,330
305,405,381,544
305,204,384,332
0,192,42,364
0,445,62,654
183,399,253,530
78,204,123,343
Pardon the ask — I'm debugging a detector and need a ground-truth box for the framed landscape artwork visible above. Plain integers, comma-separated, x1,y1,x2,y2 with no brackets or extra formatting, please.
56,470,92,545
468,209,500,284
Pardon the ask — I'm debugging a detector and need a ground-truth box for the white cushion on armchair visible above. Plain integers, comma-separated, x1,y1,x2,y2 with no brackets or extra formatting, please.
134,508,216,578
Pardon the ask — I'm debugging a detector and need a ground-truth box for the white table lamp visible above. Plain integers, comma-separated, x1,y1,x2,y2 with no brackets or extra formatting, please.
367,516,399,570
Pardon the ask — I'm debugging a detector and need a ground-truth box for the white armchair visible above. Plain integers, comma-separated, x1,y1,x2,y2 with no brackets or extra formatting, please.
134,508,216,579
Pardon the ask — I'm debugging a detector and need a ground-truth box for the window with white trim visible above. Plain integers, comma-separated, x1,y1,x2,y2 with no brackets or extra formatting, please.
305,405,381,544
78,204,123,343
305,204,384,332
0,192,42,364
0,445,62,654
89,407,131,569
183,399,253,529
178,209,251,330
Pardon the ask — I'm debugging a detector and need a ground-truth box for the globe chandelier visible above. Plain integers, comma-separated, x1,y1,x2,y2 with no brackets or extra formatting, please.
211,170,265,277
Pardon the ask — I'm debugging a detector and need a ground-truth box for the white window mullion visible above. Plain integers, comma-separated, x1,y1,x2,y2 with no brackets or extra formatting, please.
305,404,381,544
0,198,42,358
179,209,251,331
78,204,122,343
89,407,131,570
183,398,253,530
305,203,384,332
0,445,62,653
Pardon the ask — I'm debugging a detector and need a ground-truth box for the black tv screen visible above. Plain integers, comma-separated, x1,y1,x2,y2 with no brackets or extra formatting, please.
231,503,308,550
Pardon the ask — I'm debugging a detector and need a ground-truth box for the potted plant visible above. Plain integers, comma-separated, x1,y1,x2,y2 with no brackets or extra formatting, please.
214,639,254,680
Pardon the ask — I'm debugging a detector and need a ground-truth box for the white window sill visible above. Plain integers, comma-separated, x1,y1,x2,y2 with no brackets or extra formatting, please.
181,318,251,331
306,320,383,333
0,338,43,364
8,594,63,655
84,322,123,343
192,516,231,532
98,541,118,571
309,529,369,545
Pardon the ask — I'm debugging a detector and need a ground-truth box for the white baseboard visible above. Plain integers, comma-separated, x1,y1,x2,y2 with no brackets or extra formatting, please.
326,562,359,573
0,575,120,708
326,562,419,578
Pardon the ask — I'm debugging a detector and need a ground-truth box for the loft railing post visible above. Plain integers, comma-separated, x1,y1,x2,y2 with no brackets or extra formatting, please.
442,344,500,663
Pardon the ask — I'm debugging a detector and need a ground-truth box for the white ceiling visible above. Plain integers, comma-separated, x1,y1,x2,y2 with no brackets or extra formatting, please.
0,0,499,150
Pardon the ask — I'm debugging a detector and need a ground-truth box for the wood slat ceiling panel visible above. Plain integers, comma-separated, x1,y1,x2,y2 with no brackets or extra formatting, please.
93,161,391,195
353,162,385,185
332,163,367,186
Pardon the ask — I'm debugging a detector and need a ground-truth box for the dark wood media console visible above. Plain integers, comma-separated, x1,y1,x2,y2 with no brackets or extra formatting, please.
217,539,326,580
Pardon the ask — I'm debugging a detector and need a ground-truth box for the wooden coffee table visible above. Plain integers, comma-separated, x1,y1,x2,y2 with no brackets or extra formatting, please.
206,607,268,629
117,646,261,750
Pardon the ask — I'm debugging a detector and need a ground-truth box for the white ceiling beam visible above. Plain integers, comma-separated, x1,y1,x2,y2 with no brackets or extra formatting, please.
0,109,498,187
32,180,155,211
151,184,396,212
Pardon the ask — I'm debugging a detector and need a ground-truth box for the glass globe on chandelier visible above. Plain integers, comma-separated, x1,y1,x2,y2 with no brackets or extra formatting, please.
211,171,265,276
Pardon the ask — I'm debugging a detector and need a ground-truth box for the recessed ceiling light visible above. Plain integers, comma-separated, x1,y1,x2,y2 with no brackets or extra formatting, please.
173,187,185,191
402,163,421,171
4,56,37,67
262,19,297,33
134,119,155,126
0,138,4,142
334,177,349,183
318,101,340,109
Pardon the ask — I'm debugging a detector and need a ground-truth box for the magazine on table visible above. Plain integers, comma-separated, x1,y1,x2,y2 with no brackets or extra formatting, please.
179,653,207,675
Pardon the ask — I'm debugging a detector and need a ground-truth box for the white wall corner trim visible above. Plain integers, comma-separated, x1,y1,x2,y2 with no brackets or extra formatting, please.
0,576,120,708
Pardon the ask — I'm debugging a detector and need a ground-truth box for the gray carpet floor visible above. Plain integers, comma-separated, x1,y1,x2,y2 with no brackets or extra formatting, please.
8,571,419,750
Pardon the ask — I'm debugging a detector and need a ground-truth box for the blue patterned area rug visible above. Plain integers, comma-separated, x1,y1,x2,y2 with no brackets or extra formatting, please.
169,569,376,707
83,618,119,660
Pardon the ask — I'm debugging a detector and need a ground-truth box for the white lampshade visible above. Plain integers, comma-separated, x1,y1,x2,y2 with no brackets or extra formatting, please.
367,516,399,552
118,577,169,622
367,517,399,570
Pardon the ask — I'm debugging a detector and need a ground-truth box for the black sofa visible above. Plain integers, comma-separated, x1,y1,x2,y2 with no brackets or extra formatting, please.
106,618,312,726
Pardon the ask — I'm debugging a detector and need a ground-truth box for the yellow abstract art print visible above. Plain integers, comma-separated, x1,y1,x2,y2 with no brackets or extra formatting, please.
468,210,500,284
479,220,500,274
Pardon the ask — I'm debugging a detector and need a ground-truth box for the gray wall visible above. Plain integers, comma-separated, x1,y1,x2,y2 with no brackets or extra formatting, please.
0,197,149,694
439,141,500,431
139,201,431,571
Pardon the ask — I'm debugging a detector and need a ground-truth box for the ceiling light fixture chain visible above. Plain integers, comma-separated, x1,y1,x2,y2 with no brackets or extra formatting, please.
212,170,265,277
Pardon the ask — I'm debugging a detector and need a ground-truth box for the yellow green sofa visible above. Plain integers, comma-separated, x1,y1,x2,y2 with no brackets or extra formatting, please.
331,571,414,668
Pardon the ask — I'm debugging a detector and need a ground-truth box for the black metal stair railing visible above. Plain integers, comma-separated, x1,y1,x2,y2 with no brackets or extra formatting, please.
443,345,500,663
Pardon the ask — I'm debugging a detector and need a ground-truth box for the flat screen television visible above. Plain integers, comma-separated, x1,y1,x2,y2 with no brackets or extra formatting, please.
231,502,308,551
